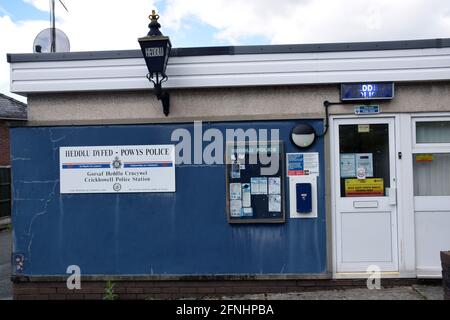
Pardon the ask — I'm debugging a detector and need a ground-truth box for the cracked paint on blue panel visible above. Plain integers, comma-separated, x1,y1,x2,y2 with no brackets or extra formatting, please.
10,120,327,276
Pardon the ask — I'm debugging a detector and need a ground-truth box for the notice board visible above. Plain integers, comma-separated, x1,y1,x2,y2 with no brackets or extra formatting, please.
225,141,285,223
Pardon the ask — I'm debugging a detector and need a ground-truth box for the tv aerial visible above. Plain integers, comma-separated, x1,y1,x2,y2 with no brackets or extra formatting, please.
33,0,70,53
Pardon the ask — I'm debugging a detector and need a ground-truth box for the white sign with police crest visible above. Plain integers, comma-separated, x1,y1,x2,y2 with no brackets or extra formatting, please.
60,145,175,194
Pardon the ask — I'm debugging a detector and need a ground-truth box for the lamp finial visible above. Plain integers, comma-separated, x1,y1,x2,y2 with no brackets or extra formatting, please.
150,9,159,21
147,9,162,36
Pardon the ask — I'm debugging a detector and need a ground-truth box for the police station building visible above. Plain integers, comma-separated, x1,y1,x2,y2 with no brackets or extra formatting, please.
6,30,450,298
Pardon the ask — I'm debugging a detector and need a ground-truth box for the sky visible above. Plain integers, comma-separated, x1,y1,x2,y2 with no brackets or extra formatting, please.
1,0,450,102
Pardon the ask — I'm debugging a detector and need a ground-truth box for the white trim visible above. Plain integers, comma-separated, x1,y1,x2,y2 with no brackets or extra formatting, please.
416,268,443,278
10,47,450,94
412,116,450,151
330,117,338,277
414,196,450,211
330,114,398,120
396,114,417,276
334,272,417,279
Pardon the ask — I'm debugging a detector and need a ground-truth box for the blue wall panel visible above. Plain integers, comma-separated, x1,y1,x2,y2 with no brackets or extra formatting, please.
10,120,327,276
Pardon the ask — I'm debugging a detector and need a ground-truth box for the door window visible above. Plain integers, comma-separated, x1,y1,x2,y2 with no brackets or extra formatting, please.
413,120,450,196
414,153,450,196
338,124,390,197
416,121,450,144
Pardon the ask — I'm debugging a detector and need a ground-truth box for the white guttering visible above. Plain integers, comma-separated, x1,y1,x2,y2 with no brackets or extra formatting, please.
9,47,450,95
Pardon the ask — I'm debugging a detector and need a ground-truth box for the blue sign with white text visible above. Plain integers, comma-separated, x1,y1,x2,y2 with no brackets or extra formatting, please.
355,105,380,115
341,82,394,101
287,154,304,171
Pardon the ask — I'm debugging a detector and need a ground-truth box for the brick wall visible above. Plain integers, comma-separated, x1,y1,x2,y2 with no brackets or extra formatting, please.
0,122,10,166
12,278,436,300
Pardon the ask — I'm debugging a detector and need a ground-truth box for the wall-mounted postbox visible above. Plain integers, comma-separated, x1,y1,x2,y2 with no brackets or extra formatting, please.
289,175,318,219
296,183,312,213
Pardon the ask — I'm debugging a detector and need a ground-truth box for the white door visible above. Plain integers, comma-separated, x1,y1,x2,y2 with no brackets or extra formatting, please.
333,118,399,273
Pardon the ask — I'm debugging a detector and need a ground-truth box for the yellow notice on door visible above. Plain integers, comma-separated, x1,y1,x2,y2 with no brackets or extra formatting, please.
345,178,384,197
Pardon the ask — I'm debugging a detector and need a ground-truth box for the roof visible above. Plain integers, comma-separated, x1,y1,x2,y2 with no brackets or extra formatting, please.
7,38,450,63
0,93,27,120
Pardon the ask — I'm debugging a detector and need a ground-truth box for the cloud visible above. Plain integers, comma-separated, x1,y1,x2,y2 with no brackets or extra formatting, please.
1,0,158,101
0,15,48,102
22,0,49,13
2,0,450,102
31,0,159,51
0,5,12,17
163,0,450,44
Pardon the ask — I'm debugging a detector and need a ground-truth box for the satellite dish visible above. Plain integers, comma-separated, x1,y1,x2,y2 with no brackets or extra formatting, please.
33,28,70,53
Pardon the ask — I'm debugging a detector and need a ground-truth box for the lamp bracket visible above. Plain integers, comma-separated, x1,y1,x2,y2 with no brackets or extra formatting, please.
146,73,170,117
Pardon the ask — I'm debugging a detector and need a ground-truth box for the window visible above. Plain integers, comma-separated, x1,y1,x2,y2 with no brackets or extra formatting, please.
339,124,390,197
414,153,450,196
0,167,11,218
413,119,450,196
416,121,450,144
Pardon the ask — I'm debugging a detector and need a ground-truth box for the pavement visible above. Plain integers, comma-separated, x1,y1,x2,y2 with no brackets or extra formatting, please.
199,285,445,300
0,229,12,300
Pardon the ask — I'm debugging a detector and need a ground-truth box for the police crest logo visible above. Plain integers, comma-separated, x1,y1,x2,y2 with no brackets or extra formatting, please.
112,156,122,170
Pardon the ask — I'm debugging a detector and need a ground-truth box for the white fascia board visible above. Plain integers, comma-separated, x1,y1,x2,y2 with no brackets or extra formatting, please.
10,48,450,95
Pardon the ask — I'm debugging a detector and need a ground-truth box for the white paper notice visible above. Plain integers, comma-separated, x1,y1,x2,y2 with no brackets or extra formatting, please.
230,183,242,200
286,152,319,176
268,195,281,212
268,177,281,195
230,200,242,217
355,153,373,177
340,154,356,178
241,183,251,207
303,153,320,176
250,178,259,194
242,207,253,217
250,177,268,195
259,178,268,195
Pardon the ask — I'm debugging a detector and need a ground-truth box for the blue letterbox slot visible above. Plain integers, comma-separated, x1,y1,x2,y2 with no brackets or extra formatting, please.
296,183,312,214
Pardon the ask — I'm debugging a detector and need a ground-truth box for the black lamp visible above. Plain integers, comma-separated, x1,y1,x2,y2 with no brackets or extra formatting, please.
138,10,172,116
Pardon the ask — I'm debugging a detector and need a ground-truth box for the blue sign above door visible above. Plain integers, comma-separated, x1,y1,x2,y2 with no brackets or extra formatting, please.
341,82,394,101
355,105,380,115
